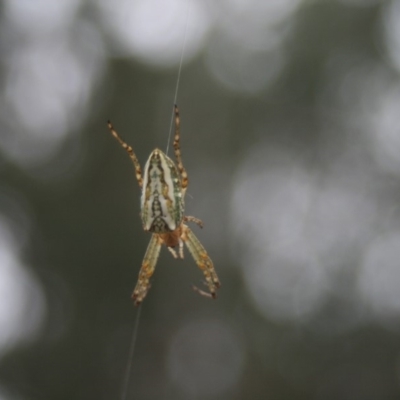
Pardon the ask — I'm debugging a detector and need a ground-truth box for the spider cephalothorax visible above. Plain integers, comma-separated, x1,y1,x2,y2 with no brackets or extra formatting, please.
107,105,220,305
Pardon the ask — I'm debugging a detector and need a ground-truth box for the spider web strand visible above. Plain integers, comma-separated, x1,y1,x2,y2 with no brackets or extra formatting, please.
166,3,191,155
120,305,142,400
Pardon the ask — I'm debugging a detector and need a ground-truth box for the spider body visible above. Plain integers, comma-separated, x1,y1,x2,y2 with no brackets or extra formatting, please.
107,105,220,305
141,148,184,233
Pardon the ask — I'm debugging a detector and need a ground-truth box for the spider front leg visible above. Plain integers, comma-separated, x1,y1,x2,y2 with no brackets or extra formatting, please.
181,224,220,298
167,240,184,259
132,234,162,306
107,121,143,188
173,105,188,194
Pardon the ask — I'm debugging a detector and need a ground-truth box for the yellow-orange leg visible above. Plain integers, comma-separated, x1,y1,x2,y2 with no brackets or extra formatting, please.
167,239,184,259
181,224,220,298
132,234,162,305
167,246,179,259
184,215,203,229
107,121,143,188
173,105,189,193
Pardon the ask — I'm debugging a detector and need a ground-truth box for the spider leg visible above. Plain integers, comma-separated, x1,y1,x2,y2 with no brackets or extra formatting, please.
184,215,204,229
173,105,188,193
107,121,143,188
132,234,162,305
167,246,179,259
167,238,184,259
179,237,184,258
181,224,220,299
192,284,215,299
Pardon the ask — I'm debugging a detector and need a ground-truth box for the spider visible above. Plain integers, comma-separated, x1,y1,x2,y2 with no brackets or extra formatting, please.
107,105,220,306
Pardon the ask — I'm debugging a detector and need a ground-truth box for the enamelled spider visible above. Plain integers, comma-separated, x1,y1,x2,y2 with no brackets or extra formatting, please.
107,105,220,305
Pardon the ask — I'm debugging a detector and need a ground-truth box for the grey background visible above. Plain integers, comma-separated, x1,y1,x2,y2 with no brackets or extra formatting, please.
1,0,400,399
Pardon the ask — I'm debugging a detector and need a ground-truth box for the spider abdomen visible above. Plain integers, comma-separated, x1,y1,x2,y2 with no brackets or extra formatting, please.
141,149,184,233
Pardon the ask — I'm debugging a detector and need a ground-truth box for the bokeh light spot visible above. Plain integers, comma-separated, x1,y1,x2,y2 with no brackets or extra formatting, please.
4,0,80,34
97,0,211,66
358,232,400,323
167,319,245,396
0,216,46,357
230,143,380,326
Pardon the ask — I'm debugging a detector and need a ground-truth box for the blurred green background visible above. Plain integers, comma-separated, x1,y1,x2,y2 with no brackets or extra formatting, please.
2,0,400,399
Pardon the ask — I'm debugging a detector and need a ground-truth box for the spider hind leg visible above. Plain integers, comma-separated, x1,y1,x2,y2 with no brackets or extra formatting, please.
132,234,162,306
181,224,220,299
